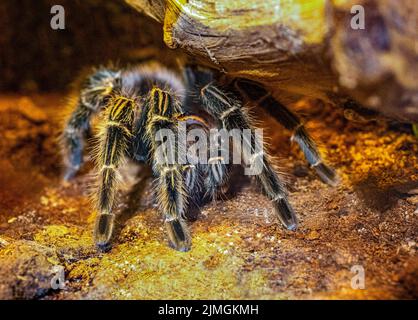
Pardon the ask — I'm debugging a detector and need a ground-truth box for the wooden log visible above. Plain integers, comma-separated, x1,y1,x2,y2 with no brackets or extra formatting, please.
125,0,418,122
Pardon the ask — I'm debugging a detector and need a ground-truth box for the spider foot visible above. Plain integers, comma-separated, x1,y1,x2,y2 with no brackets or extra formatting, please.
94,213,115,249
165,219,191,252
274,198,298,231
63,165,80,181
313,162,339,187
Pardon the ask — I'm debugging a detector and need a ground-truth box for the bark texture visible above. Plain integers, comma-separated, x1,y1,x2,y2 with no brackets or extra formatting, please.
125,0,418,122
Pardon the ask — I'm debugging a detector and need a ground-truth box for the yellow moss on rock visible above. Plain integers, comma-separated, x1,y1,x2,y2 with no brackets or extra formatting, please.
33,224,96,260
81,214,281,299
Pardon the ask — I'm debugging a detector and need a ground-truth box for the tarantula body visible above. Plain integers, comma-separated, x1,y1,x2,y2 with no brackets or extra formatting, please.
62,62,337,252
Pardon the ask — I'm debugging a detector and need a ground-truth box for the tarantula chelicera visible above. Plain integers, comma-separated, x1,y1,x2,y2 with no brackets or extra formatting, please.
62,62,337,252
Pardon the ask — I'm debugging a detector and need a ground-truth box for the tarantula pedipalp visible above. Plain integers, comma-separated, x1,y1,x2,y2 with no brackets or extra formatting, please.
62,62,337,252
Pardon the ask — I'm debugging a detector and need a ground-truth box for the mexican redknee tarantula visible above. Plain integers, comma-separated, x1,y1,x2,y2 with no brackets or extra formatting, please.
62,62,337,252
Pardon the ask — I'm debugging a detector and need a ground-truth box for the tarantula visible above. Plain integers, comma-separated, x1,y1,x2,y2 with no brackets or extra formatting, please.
62,62,337,252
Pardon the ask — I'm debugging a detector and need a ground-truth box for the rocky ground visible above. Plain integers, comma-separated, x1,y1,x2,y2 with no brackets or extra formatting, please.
0,94,417,299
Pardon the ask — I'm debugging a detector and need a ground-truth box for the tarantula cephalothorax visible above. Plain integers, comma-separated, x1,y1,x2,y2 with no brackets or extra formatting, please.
62,62,338,252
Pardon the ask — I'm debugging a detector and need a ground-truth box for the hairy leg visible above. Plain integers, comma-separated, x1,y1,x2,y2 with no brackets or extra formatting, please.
204,130,230,199
200,83,297,230
93,94,134,248
234,79,338,186
62,68,120,180
145,87,192,251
